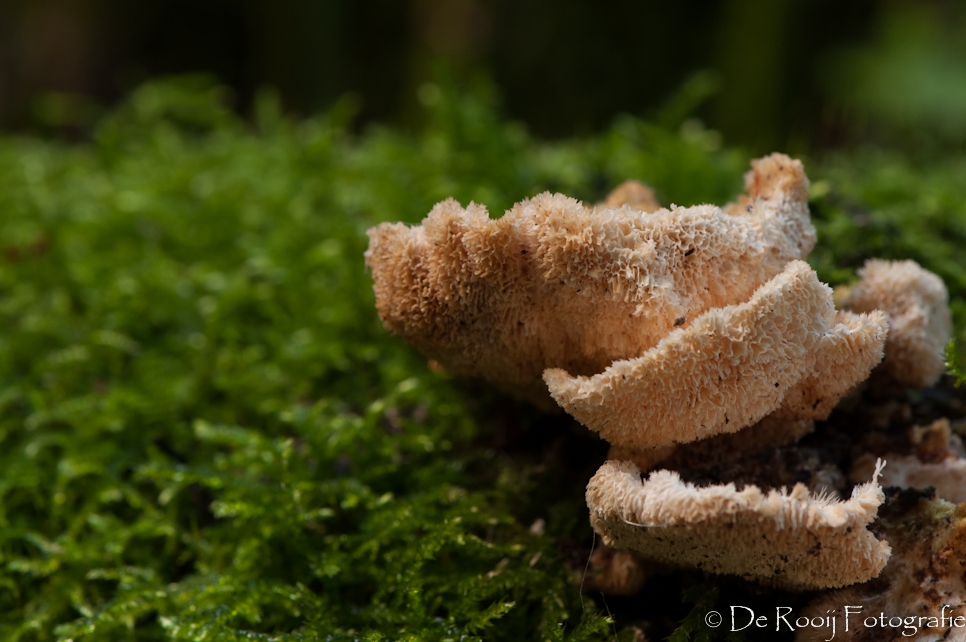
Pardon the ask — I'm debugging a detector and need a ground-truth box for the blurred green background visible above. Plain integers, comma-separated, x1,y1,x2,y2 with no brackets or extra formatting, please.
2,0,965,152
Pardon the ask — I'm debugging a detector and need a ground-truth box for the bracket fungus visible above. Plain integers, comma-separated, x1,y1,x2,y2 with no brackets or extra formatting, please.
841,259,952,388
544,260,888,450
586,459,889,589
366,153,818,409
599,179,662,213
365,153,955,594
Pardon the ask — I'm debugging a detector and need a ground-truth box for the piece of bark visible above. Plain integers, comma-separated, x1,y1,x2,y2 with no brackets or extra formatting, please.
797,489,966,641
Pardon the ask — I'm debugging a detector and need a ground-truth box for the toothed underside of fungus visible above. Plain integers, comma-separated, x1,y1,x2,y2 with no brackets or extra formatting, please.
365,154,815,407
797,494,966,642
586,460,890,590
842,259,952,388
545,261,889,450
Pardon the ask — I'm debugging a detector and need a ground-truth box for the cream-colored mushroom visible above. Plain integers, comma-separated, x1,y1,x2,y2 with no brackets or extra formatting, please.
544,261,888,450
365,152,959,597
842,259,951,388
365,154,815,407
599,179,662,213
586,459,890,590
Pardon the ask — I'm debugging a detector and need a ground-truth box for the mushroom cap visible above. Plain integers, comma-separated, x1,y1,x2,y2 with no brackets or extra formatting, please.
587,459,890,590
365,154,815,407
545,261,888,450
842,259,952,388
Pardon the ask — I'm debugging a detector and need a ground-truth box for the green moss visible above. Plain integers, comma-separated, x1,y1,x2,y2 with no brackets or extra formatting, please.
808,151,966,330
0,77,964,640
947,341,966,388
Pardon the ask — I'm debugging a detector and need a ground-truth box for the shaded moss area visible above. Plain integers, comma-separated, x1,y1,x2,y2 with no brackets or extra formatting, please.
1,78,965,640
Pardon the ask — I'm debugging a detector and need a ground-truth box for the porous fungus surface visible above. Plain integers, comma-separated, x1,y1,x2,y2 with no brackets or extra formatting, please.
842,259,952,388
545,261,888,449
586,460,890,590
365,154,815,407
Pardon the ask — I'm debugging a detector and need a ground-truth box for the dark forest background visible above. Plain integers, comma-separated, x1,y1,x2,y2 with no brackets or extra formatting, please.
1,0,965,153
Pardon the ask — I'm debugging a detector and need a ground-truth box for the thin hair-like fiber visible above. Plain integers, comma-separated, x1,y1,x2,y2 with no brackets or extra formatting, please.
579,530,597,614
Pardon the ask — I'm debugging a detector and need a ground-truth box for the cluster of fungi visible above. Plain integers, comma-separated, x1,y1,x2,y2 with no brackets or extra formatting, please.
366,154,964,639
